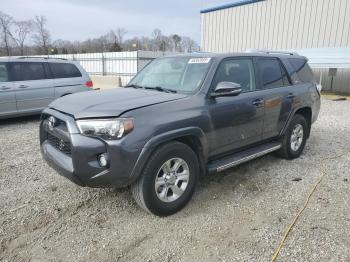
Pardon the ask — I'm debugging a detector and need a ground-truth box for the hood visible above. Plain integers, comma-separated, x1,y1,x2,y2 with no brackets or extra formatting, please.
49,88,187,119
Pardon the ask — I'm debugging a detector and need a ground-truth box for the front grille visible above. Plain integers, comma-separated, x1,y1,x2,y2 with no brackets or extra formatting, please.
47,133,72,155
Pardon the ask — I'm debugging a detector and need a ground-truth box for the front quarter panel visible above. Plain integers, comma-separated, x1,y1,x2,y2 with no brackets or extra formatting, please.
121,95,211,150
120,94,212,182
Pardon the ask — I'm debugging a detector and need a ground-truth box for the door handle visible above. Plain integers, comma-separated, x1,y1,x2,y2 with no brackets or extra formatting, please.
252,98,264,106
0,86,11,91
286,93,295,99
18,85,29,89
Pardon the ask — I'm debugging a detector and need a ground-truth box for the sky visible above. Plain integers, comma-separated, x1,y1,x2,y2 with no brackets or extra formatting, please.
1,0,235,44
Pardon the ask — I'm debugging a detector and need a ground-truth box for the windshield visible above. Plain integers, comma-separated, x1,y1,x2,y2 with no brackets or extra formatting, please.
128,57,211,93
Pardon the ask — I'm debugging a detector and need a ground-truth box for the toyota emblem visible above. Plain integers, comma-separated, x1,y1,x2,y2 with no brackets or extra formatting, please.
58,139,65,151
48,116,57,130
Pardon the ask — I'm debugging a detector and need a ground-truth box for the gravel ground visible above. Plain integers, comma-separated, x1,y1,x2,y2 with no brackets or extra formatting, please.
0,98,349,262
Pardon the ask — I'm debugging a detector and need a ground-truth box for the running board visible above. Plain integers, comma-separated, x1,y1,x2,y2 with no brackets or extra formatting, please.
207,142,281,174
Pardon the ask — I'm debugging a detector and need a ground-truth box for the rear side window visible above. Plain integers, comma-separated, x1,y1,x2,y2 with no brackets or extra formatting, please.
49,63,82,78
0,63,9,82
9,62,47,81
256,58,289,89
288,58,314,83
22,63,46,80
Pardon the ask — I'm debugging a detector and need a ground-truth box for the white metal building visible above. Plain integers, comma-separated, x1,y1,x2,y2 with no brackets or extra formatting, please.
200,0,350,93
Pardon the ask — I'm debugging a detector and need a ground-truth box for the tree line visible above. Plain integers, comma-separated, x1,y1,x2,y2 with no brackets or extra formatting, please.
0,11,199,56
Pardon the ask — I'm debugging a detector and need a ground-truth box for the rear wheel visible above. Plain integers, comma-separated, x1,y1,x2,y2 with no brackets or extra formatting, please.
131,141,199,216
277,114,308,159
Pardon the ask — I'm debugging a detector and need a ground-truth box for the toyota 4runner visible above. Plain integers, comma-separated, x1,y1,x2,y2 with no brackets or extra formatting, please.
40,51,321,216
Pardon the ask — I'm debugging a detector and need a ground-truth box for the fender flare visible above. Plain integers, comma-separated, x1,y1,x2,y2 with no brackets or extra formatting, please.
280,105,312,137
129,127,208,183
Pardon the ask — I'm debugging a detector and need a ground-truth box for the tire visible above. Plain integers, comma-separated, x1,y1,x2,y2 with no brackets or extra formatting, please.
131,141,199,216
277,114,308,160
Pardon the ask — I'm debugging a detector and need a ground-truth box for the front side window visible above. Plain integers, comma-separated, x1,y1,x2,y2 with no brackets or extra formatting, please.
129,57,211,93
49,63,82,78
0,63,9,82
212,58,256,92
257,58,289,89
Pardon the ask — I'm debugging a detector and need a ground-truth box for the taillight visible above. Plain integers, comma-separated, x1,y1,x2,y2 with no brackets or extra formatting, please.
316,83,322,93
85,80,93,88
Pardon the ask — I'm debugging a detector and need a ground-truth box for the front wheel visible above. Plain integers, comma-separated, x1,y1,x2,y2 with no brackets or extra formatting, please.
277,114,308,159
131,141,199,216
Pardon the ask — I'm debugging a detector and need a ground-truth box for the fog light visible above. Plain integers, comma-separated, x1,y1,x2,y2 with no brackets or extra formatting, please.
98,153,109,167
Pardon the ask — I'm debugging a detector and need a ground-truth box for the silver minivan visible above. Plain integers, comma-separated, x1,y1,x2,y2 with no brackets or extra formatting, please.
0,57,93,119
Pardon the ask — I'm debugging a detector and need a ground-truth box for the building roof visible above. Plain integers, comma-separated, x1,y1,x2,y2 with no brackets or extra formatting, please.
200,0,265,14
289,48,350,69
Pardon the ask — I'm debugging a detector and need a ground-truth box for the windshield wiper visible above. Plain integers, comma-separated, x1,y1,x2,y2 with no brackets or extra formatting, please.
126,84,177,93
125,84,144,89
144,86,177,93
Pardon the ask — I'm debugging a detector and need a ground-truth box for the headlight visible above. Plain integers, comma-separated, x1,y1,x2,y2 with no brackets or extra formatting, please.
76,118,134,140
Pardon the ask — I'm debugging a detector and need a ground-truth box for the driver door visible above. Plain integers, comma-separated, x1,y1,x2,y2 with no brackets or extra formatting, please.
207,57,264,157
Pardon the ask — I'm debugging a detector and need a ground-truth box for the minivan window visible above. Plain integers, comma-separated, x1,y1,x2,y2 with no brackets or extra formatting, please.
49,63,82,78
0,63,9,82
22,62,46,80
288,58,314,83
212,58,256,92
10,62,47,81
257,58,289,89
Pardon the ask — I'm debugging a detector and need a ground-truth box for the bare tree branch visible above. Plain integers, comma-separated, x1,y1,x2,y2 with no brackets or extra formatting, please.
32,15,51,55
0,11,13,56
116,28,127,44
181,36,199,53
171,34,182,52
9,20,33,55
152,28,163,51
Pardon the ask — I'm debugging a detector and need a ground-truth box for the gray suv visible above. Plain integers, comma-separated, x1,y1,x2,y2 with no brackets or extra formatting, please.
40,51,321,216
0,57,92,119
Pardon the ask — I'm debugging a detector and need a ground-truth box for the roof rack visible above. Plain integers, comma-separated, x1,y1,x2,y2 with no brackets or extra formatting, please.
245,49,299,56
191,51,212,54
17,56,46,59
17,56,68,60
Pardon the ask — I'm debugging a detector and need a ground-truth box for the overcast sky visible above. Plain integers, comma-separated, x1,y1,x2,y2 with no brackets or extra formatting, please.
1,0,235,43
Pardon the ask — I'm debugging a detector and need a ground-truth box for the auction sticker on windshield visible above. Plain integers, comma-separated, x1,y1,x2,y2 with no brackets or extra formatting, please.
188,58,211,64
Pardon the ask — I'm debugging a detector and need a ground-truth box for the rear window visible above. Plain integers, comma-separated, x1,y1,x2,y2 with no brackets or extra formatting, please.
0,63,9,82
288,58,314,83
49,63,82,78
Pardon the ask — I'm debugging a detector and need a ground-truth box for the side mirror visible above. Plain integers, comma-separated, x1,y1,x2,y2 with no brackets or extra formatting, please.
210,82,242,97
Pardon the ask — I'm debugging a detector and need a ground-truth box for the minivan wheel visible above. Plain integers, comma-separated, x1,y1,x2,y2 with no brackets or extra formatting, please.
277,114,308,159
131,141,199,216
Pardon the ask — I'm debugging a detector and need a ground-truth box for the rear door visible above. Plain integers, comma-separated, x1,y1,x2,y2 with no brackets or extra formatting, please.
208,57,264,156
255,57,294,139
0,62,16,117
11,62,55,112
48,62,86,97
